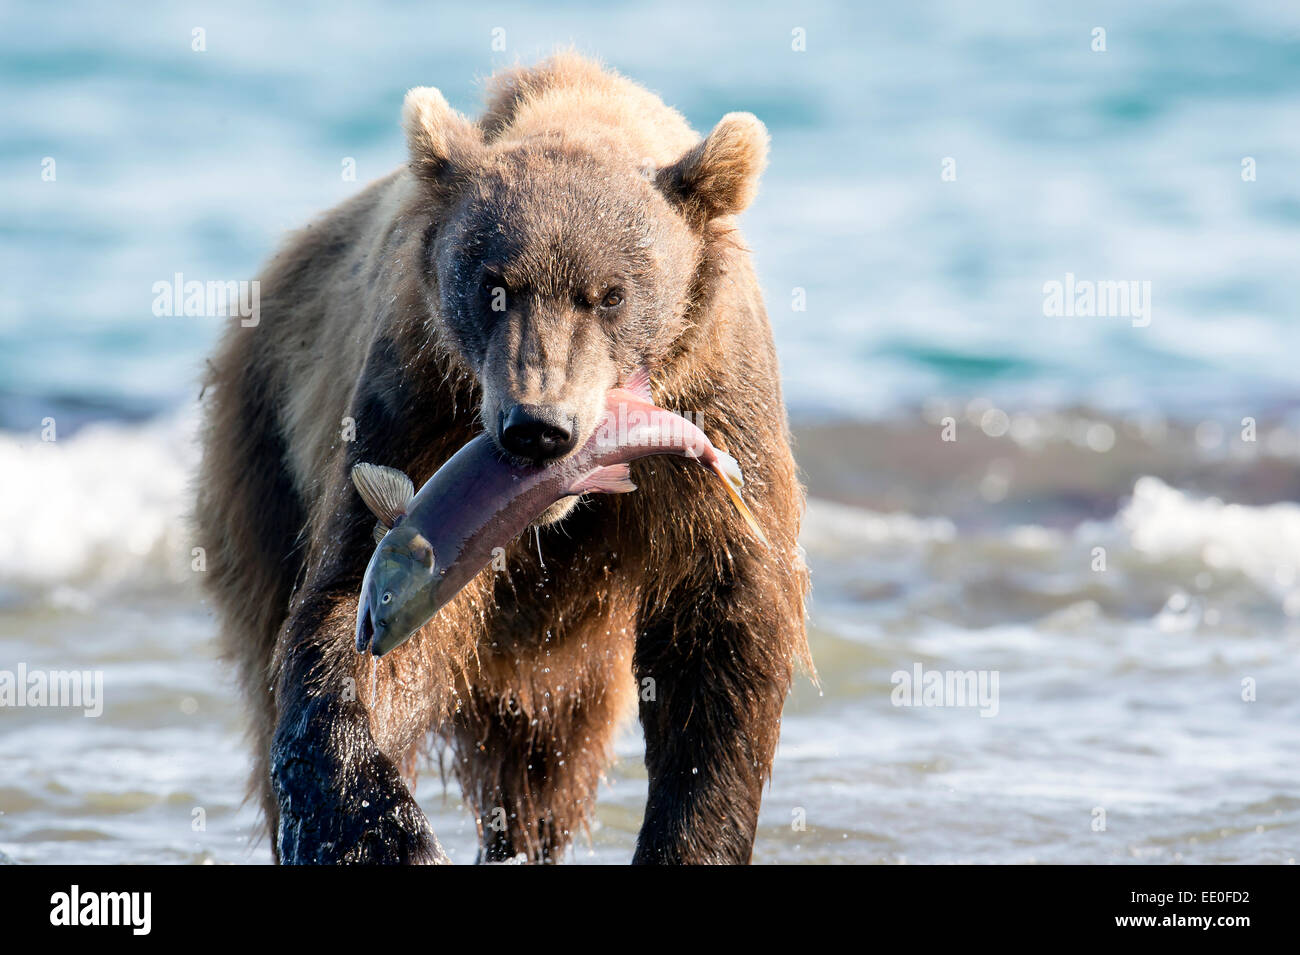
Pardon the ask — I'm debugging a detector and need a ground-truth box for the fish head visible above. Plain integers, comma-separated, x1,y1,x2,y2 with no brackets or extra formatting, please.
356,524,439,657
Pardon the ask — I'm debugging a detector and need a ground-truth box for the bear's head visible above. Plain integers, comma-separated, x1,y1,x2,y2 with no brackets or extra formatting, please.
401,87,767,520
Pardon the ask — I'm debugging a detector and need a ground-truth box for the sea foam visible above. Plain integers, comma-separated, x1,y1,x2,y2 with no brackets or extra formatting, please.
0,412,199,599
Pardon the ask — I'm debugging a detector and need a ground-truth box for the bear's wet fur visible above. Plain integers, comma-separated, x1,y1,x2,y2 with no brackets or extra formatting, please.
196,53,810,864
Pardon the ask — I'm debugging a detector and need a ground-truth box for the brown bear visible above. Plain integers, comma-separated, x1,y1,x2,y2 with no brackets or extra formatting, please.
196,53,810,864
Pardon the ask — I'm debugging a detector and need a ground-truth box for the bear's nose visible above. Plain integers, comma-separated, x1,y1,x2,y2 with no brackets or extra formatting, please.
500,405,578,463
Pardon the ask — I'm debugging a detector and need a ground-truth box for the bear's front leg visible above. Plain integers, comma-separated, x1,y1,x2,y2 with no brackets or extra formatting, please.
631,556,802,865
269,589,447,865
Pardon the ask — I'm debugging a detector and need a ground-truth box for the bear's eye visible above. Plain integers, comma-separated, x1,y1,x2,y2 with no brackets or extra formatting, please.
599,289,625,310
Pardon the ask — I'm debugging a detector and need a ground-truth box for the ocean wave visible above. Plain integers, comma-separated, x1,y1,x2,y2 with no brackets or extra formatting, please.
2,411,1297,625
1122,475,1300,603
0,413,200,603
801,478,1300,628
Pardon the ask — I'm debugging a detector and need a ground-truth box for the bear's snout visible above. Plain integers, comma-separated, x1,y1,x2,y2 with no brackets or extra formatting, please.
498,403,579,464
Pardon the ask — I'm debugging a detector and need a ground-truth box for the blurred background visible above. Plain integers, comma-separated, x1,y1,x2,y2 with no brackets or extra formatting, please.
2,0,1298,863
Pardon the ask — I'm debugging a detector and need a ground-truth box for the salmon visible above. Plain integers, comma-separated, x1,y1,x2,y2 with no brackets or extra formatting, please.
351,369,766,656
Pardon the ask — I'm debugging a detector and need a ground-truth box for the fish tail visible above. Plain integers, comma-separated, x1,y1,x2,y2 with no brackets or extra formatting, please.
710,453,769,547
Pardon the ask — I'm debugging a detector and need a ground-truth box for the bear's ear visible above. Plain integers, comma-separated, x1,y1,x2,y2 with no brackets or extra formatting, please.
402,86,484,188
656,112,769,225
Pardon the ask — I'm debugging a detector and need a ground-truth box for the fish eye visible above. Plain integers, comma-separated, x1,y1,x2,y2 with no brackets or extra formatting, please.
381,592,392,604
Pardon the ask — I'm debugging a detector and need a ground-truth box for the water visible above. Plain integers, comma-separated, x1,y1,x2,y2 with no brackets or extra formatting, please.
2,0,1299,863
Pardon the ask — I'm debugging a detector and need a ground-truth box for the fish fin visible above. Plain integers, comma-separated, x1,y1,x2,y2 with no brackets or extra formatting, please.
372,522,387,545
351,463,414,529
621,366,652,401
710,453,769,547
571,463,638,495
713,449,745,489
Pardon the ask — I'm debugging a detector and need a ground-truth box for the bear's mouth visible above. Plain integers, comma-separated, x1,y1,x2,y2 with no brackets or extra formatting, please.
486,431,586,526
484,433,590,480
490,404,586,469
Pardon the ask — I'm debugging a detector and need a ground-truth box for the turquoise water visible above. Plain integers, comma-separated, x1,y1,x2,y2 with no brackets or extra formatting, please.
4,0,1300,422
